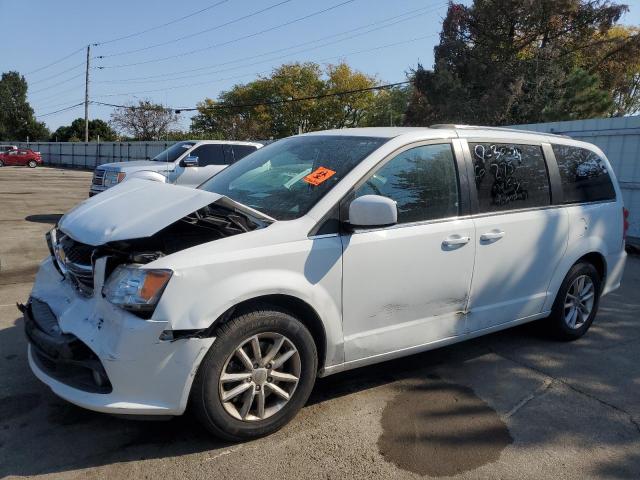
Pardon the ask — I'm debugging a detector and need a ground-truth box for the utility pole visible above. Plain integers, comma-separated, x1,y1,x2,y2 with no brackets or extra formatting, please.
84,44,90,143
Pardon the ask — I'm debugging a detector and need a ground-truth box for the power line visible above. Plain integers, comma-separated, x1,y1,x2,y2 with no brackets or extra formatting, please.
97,0,357,69
36,102,85,118
30,72,86,94
94,3,445,85
29,61,87,85
98,0,292,58
95,0,230,46
91,81,411,112
30,82,86,103
26,46,86,75
91,32,434,99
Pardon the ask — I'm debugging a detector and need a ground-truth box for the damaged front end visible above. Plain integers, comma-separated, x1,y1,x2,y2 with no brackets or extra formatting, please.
23,182,272,415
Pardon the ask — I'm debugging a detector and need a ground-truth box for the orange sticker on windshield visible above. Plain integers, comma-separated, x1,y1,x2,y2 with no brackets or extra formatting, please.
304,166,336,186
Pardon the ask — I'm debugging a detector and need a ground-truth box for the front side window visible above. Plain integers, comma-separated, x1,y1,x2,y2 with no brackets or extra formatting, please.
151,141,195,162
199,135,387,220
354,143,459,224
470,143,550,213
552,145,616,203
191,144,226,166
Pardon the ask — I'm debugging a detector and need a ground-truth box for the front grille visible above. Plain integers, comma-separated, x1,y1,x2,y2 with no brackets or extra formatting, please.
92,169,105,186
55,232,95,296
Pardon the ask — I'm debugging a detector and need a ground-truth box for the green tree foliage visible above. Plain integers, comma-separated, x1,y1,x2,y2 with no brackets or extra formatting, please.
190,62,378,140
51,118,117,142
0,71,49,141
110,100,179,140
405,0,639,126
362,85,411,127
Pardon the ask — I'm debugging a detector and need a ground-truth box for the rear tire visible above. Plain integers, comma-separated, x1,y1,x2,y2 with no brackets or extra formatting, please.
27,160,37,168
191,305,317,441
548,262,602,341
0,160,4,167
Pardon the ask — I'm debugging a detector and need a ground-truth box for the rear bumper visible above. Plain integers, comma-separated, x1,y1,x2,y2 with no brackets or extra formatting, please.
603,249,627,296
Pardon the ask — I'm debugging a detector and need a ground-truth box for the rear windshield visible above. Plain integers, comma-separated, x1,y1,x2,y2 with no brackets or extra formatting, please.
151,142,195,162
199,135,387,220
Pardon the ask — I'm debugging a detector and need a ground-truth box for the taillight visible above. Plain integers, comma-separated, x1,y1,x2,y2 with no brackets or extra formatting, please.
623,207,629,240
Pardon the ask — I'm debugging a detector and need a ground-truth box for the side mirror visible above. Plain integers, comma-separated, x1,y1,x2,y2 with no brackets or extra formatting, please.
348,195,397,228
181,155,199,167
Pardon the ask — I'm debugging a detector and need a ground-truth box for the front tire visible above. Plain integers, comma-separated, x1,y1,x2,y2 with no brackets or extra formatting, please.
548,262,602,340
191,305,318,441
27,160,37,168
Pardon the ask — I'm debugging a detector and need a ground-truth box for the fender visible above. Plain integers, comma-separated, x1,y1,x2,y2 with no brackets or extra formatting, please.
152,235,345,369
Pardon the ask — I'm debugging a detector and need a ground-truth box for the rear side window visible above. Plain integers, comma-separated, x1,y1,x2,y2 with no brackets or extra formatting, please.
191,144,226,166
551,145,616,203
354,143,459,224
470,143,551,213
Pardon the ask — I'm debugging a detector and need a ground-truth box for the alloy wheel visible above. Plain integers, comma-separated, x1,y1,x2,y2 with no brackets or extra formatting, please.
564,274,595,329
218,332,301,422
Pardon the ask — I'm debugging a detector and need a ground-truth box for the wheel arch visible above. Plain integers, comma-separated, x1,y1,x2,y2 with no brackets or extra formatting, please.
544,249,608,311
212,294,328,372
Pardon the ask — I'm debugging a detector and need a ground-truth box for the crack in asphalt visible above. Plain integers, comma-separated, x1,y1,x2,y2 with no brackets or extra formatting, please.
505,378,555,419
491,348,640,435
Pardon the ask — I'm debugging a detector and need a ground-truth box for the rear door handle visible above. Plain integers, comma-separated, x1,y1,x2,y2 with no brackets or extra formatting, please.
443,235,471,247
480,230,505,241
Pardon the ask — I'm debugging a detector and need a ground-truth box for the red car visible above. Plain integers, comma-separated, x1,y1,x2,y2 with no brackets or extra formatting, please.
0,148,42,167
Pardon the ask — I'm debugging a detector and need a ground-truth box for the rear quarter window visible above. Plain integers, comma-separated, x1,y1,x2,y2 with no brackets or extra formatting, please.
551,145,616,203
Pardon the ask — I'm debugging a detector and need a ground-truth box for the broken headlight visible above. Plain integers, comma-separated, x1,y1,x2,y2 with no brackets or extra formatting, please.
102,265,172,313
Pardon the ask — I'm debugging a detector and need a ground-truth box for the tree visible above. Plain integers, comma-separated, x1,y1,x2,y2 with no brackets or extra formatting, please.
405,0,637,126
362,85,411,127
190,62,378,140
51,118,117,142
0,71,49,141
110,100,179,140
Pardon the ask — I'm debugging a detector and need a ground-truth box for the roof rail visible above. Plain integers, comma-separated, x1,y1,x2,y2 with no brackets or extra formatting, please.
429,124,570,138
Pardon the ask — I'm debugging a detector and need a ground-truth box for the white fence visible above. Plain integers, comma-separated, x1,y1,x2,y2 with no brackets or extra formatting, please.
511,116,640,239
11,141,177,169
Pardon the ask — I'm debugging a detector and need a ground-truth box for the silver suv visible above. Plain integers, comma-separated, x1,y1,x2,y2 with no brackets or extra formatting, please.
89,140,263,196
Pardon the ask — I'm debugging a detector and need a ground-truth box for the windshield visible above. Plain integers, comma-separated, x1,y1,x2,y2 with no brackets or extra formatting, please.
151,141,195,162
199,135,387,220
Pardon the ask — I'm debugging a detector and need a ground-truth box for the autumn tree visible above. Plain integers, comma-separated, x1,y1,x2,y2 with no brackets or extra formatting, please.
405,0,640,126
110,100,179,140
190,62,378,140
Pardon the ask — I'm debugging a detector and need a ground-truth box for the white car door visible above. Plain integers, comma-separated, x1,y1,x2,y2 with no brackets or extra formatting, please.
341,141,476,363
174,144,228,187
463,140,568,332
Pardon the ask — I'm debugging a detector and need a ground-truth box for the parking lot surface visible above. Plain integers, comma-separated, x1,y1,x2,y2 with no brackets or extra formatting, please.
1,166,639,479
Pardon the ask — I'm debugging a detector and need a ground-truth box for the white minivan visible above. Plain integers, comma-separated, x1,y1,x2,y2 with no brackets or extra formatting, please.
24,126,628,440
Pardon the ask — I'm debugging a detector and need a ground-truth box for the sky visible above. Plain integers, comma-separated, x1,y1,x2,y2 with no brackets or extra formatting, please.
1,0,640,134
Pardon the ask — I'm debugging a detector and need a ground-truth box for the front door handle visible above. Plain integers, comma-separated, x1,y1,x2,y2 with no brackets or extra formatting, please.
443,235,471,247
480,230,505,241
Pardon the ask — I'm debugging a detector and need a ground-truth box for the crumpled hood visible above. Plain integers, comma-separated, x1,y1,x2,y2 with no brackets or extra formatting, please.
59,179,223,246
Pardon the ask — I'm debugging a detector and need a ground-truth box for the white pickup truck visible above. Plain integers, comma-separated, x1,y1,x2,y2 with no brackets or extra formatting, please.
89,140,263,196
